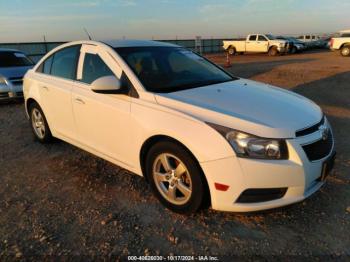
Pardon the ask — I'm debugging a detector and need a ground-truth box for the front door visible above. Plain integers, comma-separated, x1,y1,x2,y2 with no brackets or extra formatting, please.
256,35,269,52
71,45,132,166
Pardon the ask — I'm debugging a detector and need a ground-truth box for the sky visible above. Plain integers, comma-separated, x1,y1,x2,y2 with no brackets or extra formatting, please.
0,0,349,43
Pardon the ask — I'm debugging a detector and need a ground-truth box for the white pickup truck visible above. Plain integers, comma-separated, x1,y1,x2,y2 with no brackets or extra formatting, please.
330,32,350,56
223,34,289,56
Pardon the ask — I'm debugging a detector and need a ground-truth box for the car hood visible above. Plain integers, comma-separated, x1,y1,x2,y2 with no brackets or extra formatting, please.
155,79,322,138
0,66,33,79
271,39,287,44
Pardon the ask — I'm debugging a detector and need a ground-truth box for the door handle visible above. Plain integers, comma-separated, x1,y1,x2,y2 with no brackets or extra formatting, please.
41,86,49,91
75,98,85,104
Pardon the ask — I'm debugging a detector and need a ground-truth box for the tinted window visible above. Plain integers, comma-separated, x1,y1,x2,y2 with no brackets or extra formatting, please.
37,55,54,74
50,45,80,80
0,51,33,67
249,35,257,41
258,35,267,41
305,35,311,40
341,33,350,37
116,47,235,93
44,56,54,74
81,53,115,84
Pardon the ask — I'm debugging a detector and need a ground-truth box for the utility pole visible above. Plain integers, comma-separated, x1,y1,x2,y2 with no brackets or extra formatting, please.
43,35,48,54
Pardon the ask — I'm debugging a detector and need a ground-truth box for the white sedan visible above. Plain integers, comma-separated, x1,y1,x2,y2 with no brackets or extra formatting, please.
23,40,335,214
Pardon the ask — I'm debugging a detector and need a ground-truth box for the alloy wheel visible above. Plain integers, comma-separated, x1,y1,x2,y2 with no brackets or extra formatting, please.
341,47,350,56
152,153,192,205
31,108,46,139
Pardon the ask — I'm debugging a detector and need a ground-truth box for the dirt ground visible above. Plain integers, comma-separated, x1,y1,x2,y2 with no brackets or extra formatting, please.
0,50,349,260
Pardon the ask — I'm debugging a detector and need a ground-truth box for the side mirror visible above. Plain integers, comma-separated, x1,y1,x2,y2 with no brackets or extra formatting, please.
91,75,123,94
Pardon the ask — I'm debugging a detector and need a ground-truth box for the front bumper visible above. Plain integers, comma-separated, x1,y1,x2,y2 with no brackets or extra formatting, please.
200,128,335,212
277,46,288,53
0,84,24,100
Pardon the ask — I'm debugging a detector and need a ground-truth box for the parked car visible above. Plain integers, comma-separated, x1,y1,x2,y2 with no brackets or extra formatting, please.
276,36,306,53
223,34,289,56
330,31,350,56
0,48,34,100
24,40,335,214
338,30,350,37
297,35,321,48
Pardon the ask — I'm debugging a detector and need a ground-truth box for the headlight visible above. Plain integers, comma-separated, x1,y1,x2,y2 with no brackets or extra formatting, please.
207,123,288,160
0,76,8,85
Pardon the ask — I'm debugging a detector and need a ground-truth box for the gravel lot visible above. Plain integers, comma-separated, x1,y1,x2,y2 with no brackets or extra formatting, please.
1,50,349,260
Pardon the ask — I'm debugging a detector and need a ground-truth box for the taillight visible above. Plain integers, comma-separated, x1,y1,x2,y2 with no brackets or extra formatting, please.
330,38,334,47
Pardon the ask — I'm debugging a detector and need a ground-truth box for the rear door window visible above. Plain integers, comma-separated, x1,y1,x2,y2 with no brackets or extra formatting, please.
50,45,81,80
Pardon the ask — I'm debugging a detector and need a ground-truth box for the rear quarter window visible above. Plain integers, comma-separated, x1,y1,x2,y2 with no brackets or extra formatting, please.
37,55,54,74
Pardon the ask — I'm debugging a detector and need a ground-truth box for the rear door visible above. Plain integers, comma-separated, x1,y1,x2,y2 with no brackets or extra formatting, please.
71,44,133,166
36,45,81,140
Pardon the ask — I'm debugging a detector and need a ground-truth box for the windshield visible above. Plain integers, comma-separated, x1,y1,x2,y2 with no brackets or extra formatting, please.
0,51,33,67
265,34,276,40
115,47,236,93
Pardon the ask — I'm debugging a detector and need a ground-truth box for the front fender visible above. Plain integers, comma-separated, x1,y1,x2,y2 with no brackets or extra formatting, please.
129,99,235,174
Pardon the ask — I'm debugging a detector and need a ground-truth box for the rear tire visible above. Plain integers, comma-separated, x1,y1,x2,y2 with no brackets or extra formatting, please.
145,141,208,214
268,46,279,56
29,102,53,143
340,45,350,57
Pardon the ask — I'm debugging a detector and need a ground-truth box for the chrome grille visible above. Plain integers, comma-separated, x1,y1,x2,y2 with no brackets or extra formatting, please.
296,117,325,137
0,92,9,98
302,131,333,161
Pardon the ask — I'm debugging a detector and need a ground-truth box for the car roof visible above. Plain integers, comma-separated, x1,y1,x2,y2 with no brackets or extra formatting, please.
103,39,179,48
0,48,21,53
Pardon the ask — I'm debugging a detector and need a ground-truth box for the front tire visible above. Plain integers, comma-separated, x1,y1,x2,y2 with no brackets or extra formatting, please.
340,45,350,57
145,141,207,214
29,102,53,143
268,46,279,56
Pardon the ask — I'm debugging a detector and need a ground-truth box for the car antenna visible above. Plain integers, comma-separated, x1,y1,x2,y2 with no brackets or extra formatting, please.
84,28,93,40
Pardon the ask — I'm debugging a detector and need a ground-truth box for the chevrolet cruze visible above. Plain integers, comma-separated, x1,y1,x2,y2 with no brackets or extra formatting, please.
23,40,335,214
